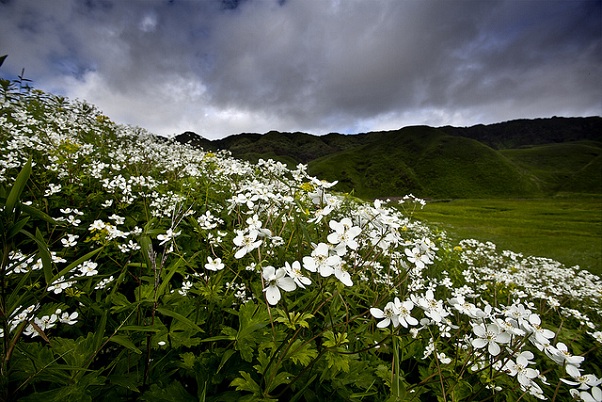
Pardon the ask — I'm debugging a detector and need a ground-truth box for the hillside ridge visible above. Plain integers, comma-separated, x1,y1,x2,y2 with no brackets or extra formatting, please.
174,117,602,199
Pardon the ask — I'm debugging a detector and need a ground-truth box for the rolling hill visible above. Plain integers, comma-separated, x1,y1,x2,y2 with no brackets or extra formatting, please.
175,117,602,199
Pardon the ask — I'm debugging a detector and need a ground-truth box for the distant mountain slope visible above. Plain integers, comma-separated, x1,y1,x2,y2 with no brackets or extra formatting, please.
440,116,602,149
501,141,602,194
174,117,602,199
308,127,539,199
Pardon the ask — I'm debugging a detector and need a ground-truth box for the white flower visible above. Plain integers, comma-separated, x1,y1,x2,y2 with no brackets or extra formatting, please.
233,229,262,259
34,314,58,332
245,214,262,231
334,263,353,286
205,256,225,271
262,265,296,305
78,260,98,276
549,342,585,367
60,234,79,248
562,368,602,391
302,242,341,277
157,228,182,246
89,219,107,231
94,276,114,290
370,301,400,328
471,322,511,356
589,331,602,344
178,280,194,296
327,218,361,256
448,295,484,319
412,289,449,323
395,298,418,328
47,276,76,294
57,310,78,325
570,387,602,402
437,352,452,364
525,313,555,347
44,183,62,196
109,214,125,225
405,246,431,269
504,351,539,387
284,261,311,288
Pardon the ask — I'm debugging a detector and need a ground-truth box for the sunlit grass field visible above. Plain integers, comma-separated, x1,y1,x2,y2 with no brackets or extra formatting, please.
413,197,602,275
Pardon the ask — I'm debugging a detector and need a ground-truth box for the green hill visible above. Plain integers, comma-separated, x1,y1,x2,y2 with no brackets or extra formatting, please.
308,127,539,199
175,117,602,199
501,141,602,194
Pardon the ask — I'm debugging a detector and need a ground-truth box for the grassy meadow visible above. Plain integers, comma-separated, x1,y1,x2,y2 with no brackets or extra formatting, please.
413,197,602,276
1,78,601,401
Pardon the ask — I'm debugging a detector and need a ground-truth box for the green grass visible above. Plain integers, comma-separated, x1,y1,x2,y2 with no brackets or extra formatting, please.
412,197,602,275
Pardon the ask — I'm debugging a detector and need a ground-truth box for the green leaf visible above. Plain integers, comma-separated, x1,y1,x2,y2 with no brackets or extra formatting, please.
118,325,160,333
199,334,235,343
107,374,141,393
5,157,31,215
324,350,350,374
267,370,292,394
157,306,204,334
19,228,53,283
50,247,103,284
109,335,142,354
110,292,131,307
285,339,318,367
180,352,196,370
235,302,270,362
322,330,349,348
451,380,473,401
289,374,318,402
20,202,59,224
217,349,236,373
157,256,184,297
142,381,196,402
6,216,29,239
230,371,262,395
36,228,54,284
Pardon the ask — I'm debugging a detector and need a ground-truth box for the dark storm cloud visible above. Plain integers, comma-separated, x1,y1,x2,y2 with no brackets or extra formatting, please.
0,0,600,138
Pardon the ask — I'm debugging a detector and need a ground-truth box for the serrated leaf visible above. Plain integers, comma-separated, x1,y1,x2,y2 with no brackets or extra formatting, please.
325,351,350,374
286,339,318,367
231,371,261,395
235,302,270,362
180,352,196,370
267,370,292,393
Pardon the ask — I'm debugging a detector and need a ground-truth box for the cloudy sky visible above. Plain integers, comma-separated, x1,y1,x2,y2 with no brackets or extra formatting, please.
1,0,600,139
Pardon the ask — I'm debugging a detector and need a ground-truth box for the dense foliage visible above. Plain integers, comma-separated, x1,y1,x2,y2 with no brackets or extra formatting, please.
0,80,601,401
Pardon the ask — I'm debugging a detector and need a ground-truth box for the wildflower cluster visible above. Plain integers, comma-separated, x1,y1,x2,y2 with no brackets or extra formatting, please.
0,82,599,401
